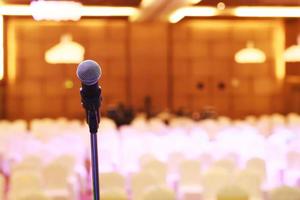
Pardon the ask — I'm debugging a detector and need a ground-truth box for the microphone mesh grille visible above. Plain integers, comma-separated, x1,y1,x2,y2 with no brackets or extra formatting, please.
77,60,102,85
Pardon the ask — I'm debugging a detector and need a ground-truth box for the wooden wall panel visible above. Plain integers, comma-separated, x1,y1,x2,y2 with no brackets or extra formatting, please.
171,19,284,118
3,18,287,120
129,23,168,113
6,18,129,119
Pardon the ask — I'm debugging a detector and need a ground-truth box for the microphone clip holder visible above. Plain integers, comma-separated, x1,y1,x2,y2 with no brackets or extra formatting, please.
80,86,102,133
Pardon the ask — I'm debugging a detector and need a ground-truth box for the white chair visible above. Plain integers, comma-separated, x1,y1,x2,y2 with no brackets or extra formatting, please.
213,159,236,173
142,186,175,200
245,158,266,182
178,159,202,200
12,155,42,173
245,115,257,125
217,185,249,200
140,159,167,184
100,172,126,191
16,192,51,200
0,174,4,200
99,118,117,132
269,186,300,200
131,171,162,200
8,170,43,200
179,159,201,186
42,162,72,200
101,189,128,200
202,167,231,199
235,169,263,199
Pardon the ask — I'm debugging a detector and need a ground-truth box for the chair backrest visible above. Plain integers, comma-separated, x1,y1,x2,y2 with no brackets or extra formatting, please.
142,186,175,200
269,186,300,200
12,155,42,173
141,159,167,184
202,167,231,198
9,171,43,200
10,170,43,192
16,192,51,200
131,171,162,200
235,169,262,198
179,159,201,185
213,159,236,173
52,154,75,171
245,158,266,181
217,185,249,200
100,172,126,191
42,162,70,190
101,189,128,200
0,174,4,200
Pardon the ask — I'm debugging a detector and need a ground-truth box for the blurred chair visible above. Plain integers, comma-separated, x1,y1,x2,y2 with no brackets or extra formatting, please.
99,118,117,132
52,155,75,171
245,115,257,125
100,172,126,192
245,158,266,182
16,192,51,200
101,190,128,200
217,185,249,200
178,159,202,200
202,167,231,199
213,159,236,173
42,162,72,200
8,170,43,200
269,186,300,200
140,159,167,184
131,171,162,200
235,169,262,199
142,186,175,200
12,155,42,173
179,159,201,186
0,174,4,200
168,152,185,170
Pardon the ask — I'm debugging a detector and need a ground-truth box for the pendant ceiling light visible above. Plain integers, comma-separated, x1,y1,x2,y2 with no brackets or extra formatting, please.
45,34,85,64
235,41,266,64
30,0,82,21
284,35,300,62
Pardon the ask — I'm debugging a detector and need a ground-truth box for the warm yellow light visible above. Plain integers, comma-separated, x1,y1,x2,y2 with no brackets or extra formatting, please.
235,41,266,64
0,15,3,81
0,5,31,16
0,4,138,17
274,21,285,80
7,19,16,84
188,0,202,4
169,7,217,23
234,6,300,18
284,36,300,62
80,6,138,17
141,0,155,8
45,34,85,64
31,1,82,21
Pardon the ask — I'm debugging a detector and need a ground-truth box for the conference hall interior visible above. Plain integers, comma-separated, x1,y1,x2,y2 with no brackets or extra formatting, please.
1,0,300,199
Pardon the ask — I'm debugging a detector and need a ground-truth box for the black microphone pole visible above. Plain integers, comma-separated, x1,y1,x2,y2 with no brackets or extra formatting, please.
80,84,101,200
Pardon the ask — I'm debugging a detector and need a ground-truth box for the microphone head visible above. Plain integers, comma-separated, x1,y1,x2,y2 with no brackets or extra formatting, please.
77,60,102,85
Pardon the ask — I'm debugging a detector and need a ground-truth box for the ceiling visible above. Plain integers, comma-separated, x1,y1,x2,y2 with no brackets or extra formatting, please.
3,0,300,6
3,0,143,6
199,0,300,6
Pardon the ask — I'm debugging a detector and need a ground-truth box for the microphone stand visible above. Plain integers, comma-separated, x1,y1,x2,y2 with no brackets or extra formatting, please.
80,87,101,200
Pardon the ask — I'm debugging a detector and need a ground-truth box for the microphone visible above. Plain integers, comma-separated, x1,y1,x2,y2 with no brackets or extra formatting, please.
76,60,102,200
76,60,102,133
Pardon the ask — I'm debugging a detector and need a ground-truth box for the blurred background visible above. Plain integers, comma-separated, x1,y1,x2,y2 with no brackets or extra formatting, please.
0,0,300,200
